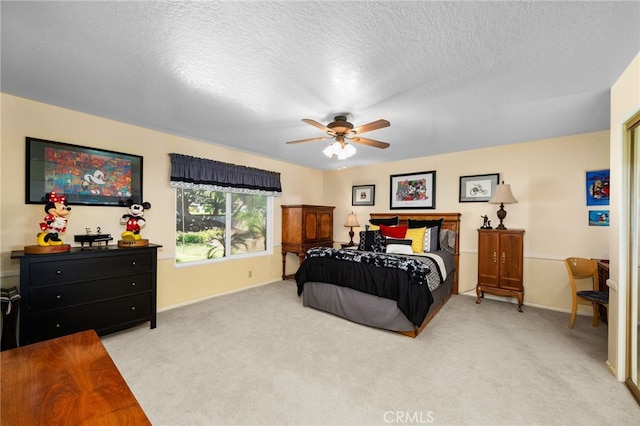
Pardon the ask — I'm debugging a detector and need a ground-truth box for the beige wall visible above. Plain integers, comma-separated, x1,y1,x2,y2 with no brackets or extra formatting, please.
0,94,612,316
324,131,610,311
609,52,640,380
0,94,323,309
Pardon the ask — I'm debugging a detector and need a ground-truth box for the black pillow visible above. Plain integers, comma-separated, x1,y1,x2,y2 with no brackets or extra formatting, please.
358,230,386,252
408,218,444,250
370,216,399,226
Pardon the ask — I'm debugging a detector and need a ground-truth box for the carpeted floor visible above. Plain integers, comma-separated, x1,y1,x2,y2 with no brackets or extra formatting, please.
101,280,639,425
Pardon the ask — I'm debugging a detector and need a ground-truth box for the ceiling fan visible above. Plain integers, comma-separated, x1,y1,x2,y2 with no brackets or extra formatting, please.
286,115,390,159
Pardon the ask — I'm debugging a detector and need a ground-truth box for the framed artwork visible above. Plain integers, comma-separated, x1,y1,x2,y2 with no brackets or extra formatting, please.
586,169,609,206
352,184,375,206
26,137,143,206
389,171,436,210
589,210,609,226
459,173,500,202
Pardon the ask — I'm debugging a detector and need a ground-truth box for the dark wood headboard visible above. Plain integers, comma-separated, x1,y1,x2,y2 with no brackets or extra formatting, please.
369,212,461,294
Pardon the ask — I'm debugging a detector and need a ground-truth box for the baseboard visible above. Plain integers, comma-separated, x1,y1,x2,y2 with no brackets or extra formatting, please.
157,279,284,312
459,290,592,316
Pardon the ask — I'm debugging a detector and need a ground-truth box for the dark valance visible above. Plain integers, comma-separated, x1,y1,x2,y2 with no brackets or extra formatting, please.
169,153,282,196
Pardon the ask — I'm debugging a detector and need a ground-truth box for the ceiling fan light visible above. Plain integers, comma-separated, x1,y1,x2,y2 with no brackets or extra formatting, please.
322,145,334,158
337,143,356,160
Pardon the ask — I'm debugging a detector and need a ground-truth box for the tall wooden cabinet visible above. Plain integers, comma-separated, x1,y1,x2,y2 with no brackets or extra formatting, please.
281,205,334,279
476,229,525,312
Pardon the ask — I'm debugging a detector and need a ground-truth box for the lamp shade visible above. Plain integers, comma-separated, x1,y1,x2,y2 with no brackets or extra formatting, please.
344,212,360,227
488,182,518,205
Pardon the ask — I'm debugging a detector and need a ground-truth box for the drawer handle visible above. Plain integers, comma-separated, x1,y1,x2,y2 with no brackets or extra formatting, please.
56,269,62,275
131,306,136,311
131,261,136,266
55,323,61,328
131,282,136,286
56,294,62,299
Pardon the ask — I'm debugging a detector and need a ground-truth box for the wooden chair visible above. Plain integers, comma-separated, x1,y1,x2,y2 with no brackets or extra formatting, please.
565,257,609,329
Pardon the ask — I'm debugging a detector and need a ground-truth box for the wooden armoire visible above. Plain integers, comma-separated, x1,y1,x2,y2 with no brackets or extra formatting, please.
281,205,334,279
475,229,525,312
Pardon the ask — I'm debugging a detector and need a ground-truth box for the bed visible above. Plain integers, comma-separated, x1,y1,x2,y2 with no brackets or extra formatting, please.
295,213,461,337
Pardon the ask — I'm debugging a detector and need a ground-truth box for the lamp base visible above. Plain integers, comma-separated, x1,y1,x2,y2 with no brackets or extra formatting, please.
496,203,507,230
348,228,355,246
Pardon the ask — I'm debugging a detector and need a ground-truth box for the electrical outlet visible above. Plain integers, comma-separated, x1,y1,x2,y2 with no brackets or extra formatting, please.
248,270,252,278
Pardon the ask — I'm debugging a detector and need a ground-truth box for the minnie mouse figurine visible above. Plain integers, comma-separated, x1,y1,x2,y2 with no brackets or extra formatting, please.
37,192,71,246
119,199,151,241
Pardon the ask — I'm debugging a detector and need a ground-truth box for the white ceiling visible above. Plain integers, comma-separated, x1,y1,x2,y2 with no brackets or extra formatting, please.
2,1,639,171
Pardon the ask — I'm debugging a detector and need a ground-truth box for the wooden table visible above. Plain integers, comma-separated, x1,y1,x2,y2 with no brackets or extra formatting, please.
1,330,150,425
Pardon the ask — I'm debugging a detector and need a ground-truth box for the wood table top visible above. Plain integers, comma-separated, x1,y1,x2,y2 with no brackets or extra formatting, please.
1,330,150,425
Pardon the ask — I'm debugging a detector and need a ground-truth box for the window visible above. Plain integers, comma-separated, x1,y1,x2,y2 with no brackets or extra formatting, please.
175,188,272,263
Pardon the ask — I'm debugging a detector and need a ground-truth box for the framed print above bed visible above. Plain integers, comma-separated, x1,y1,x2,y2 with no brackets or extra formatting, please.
26,137,143,206
390,171,436,210
352,184,375,206
458,173,500,202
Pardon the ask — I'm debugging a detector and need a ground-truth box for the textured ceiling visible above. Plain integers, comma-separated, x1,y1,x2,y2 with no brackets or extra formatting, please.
2,1,639,171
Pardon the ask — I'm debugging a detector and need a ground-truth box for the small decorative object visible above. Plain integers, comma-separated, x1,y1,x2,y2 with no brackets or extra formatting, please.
74,226,113,248
344,212,360,246
118,199,151,247
390,171,436,209
488,181,518,230
352,185,375,206
480,215,493,229
586,169,609,206
24,192,72,254
459,173,500,202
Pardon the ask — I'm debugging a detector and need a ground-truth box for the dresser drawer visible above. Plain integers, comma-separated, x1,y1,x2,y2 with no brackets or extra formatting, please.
26,292,152,344
28,272,153,312
28,252,153,286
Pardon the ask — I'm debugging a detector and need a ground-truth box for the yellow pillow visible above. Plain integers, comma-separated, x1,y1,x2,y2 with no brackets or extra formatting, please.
405,227,426,253
368,224,380,231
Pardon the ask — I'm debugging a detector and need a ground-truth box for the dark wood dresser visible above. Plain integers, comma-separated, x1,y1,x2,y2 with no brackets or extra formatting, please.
476,229,525,312
11,244,160,346
281,205,334,279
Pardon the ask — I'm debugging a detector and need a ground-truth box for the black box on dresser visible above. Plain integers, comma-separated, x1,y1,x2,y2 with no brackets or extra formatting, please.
11,244,161,346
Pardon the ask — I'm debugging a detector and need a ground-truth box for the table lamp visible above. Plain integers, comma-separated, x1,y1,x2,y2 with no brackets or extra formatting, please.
488,181,518,230
344,212,360,246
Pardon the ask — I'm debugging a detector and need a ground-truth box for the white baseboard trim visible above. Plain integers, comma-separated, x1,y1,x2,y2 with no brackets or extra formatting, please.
157,279,283,313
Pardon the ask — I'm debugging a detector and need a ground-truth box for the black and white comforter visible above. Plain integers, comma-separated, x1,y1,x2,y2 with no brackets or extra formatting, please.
295,247,455,327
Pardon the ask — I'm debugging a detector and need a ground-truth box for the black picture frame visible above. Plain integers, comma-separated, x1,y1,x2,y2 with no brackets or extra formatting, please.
26,137,143,206
352,185,375,206
389,170,436,210
459,173,500,202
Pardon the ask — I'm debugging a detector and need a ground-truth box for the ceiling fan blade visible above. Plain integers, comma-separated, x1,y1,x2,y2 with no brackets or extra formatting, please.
302,118,332,133
285,136,330,144
350,137,390,149
353,119,390,134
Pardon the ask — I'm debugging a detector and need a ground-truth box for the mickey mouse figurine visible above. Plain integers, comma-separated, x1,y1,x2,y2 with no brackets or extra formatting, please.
120,199,151,241
37,192,71,246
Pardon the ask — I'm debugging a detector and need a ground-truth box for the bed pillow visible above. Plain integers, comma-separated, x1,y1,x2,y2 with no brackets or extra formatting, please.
358,230,386,252
367,224,380,231
405,227,426,253
370,216,399,226
385,238,413,254
408,218,444,249
440,229,457,254
423,226,440,252
379,224,407,239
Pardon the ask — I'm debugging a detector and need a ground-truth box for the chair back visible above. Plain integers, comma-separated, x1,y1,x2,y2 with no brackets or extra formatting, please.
565,257,599,292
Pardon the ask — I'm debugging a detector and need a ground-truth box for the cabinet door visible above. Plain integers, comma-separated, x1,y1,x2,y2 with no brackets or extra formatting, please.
499,233,523,290
303,210,318,242
317,209,333,241
478,231,499,288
